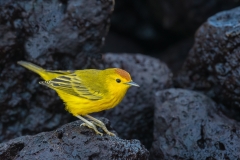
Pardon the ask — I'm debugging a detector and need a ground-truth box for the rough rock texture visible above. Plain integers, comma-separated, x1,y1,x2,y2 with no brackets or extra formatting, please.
0,0,114,142
176,7,240,119
0,0,114,66
148,0,240,34
0,118,149,160
95,53,173,148
151,88,240,160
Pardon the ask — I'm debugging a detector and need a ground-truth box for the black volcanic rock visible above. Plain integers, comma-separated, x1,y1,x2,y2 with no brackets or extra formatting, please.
0,0,114,66
95,53,173,148
0,119,149,160
0,0,114,142
176,7,240,119
151,89,240,160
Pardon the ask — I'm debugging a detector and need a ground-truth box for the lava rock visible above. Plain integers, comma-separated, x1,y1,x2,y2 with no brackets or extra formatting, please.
94,53,173,149
0,0,114,66
151,88,240,160
176,7,240,119
148,0,240,34
0,118,149,160
0,0,114,142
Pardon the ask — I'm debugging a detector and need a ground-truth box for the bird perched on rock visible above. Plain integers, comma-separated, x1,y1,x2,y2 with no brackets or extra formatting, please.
18,61,139,136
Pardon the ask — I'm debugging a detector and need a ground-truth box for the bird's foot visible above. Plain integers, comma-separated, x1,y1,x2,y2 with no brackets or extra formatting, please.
79,115,116,136
91,121,116,136
80,122,103,136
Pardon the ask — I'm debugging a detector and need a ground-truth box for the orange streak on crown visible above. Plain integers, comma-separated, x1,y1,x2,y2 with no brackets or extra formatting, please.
115,68,131,81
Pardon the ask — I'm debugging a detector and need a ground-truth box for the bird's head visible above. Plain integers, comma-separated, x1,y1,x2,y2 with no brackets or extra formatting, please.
104,68,139,92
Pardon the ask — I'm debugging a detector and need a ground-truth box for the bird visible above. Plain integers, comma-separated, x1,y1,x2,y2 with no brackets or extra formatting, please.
17,61,139,136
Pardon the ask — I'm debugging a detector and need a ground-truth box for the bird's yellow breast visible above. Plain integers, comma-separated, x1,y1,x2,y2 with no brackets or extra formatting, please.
56,86,127,116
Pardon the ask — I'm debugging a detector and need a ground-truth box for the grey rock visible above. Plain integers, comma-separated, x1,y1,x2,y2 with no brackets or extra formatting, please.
151,88,240,160
0,118,149,160
176,7,240,119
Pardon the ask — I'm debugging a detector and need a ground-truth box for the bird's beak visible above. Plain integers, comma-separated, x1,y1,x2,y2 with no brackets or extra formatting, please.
125,81,140,87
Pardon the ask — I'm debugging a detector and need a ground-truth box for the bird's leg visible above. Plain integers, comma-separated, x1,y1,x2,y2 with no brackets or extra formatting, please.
75,115,103,136
84,115,115,136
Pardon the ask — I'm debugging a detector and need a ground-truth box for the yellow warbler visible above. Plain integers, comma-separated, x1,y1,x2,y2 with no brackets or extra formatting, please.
17,61,139,136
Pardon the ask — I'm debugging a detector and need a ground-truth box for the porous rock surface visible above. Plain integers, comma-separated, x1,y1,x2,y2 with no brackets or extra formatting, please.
176,7,240,118
0,0,114,142
95,53,173,148
0,118,149,160
151,88,240,160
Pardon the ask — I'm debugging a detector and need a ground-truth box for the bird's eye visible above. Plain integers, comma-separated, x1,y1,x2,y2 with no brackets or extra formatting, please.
116,79,121,83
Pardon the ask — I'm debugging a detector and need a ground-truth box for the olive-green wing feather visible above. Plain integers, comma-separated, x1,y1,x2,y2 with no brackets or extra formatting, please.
39,74,102,100
46,70,74,74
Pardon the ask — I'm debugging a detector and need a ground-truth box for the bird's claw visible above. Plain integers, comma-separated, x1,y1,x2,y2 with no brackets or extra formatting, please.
95,131,103,136
90,121,115,136
80,122,103,136
80,123,86,127
106,131,116,136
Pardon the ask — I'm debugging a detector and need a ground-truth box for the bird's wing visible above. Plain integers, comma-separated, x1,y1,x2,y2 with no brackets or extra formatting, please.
39,74,102,100
46,70,74,74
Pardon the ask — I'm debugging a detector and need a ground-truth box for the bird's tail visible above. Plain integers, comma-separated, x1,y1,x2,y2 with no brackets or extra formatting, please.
17,61,49,80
